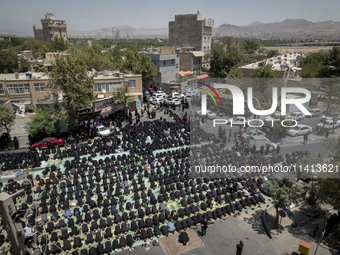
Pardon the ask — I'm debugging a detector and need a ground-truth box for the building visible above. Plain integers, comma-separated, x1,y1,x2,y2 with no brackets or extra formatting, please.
33,13,68,42
238,53,303,78
0,71,142,114
168,12,213,68
179,48,204,73
144,46,180,89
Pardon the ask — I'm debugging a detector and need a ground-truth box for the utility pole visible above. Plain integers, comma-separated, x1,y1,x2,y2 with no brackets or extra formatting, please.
0,190,28,255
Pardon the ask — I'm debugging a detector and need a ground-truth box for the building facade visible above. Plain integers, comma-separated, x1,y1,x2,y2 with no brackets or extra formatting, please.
169,13,213,53
169,13,213,69
0,71,142,113
144,46,180,89
33,13,68,42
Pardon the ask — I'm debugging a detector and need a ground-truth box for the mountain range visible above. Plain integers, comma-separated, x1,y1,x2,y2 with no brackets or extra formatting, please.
213,19,340,39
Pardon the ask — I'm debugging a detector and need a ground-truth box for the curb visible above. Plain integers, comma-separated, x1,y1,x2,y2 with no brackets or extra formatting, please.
282,134,339,145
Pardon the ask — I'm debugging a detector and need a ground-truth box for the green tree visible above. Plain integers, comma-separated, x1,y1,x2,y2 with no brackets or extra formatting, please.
300,52,329,78
267,49,279,58
117,50,157,89
33,62,48,73
68,43,113,71
227,67,243,78
267,177,304,227
210,44,244,78
26,107,58,139
252,62,277,78
0,105,15,139
44,37,69,53
18,57,30,72
112,82,135,112
48,55,95,130
24,39,44,59
242,40,259,54
0,49,19,73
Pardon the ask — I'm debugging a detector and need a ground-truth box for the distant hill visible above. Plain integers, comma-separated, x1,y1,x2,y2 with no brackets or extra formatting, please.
213,19,340,39
26,18,340,40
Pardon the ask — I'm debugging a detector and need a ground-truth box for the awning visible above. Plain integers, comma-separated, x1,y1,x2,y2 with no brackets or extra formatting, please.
179,71,193,77
196,74,209,79
192,51,205,57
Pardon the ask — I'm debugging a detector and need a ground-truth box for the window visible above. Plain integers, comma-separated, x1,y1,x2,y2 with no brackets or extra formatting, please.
0,84,4,94
163,60,166,66
34,83,46,92
128,80,136,88
94,82,121,92
7,84,30,95
171,59,175,65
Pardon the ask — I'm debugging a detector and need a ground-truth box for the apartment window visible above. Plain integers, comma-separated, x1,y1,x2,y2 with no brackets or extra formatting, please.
171,59,175,65
128,80,136,88
34,83,46,92
0,84,4,94
163,60,166,66
94,82,121,93
7,84,30,95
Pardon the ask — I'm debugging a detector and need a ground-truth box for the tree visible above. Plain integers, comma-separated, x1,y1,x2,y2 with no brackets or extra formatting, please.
267,177,303,227
44,37,68,53
117,50,157,89
252,61,277,78
227,67,243,78
48,55,95,130
112,82,135,112
242,40,259,55
210,44,244,78
300,52,330,78
0,49,19,73
24,39,44,59
33,62,48,73
26,107,58,139
267,49,279,58
68,43,114,71
0,105,15,139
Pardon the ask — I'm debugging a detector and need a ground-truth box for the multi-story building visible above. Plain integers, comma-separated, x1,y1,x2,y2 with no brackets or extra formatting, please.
169,12,214,68
33,13,68,42
144,46,180,89
0,71,142,113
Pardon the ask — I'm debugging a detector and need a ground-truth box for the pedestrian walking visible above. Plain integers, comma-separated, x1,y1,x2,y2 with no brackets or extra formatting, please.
325,130,329,140
313,224,319,237
13,136,19,150
303,133,308,144
236,241,243,255
201,219,208,236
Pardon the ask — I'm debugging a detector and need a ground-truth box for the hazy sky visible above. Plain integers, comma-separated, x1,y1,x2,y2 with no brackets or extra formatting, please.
1,0,340,34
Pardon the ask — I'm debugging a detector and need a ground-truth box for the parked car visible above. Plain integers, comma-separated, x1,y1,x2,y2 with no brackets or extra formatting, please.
186,91,197,97
96,125,111,137
287,124,313,136
287,112,305,121
155,90,167,97
171,92,185,99
31,137,64,151
196,110,216,120
232,116,248,126
242,129,266,140
316,119,340,130
164,98,181,106
249,135,277,151
150,97,164,105
306,108,322,118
